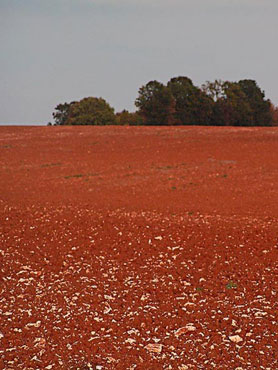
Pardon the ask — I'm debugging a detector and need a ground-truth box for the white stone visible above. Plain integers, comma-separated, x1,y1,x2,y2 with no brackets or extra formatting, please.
229,335,243,343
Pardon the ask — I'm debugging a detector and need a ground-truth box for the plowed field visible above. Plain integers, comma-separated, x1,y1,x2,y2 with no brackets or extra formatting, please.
1,126,278,369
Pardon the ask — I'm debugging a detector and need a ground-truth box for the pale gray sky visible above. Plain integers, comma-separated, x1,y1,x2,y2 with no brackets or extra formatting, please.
1,0,277,124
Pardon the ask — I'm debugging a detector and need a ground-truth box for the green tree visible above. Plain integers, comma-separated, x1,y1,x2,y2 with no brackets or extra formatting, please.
66,97,116,125
168,76,213,125
221,82,253,126
53,102,75,125
135,80,176,125
238,79,272,126
203,80,253,126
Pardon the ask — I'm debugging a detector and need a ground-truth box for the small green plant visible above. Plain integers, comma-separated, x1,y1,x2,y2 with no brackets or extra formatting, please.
65,174,84,179
226,281,237,289
196,287,203,292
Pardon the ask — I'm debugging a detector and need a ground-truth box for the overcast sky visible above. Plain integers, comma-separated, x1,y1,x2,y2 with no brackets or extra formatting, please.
1,0,278,124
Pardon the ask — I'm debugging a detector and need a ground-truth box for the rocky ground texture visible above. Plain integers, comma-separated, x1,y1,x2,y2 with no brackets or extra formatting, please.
1,126,278,369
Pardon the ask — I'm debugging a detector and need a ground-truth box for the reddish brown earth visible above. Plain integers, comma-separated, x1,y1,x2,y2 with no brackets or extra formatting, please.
1,126,278,369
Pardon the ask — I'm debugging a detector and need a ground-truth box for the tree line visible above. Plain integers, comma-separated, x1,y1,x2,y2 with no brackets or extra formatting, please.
50,77,278,127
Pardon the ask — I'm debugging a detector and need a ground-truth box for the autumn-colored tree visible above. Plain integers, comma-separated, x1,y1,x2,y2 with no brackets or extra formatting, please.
270,104,278,126
115,110,143,126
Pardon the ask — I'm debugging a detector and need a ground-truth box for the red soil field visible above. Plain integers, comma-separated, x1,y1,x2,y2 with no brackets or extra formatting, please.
1,126,278,369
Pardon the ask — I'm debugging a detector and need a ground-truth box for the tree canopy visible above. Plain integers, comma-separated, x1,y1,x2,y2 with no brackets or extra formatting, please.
52,102,75,126
202,79,272,126
53,97,115,126
51,77,276,126
135,80,176,125
238,79,272,126
135,77,273,126
167,76,213,125
116,110,143,126
204,80,253,126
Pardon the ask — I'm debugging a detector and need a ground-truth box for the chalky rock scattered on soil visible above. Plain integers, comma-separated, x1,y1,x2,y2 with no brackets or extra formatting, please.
145,343,163,354
1,126,278,368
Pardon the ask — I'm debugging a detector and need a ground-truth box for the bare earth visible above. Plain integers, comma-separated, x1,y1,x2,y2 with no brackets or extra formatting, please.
1,126,278,369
